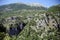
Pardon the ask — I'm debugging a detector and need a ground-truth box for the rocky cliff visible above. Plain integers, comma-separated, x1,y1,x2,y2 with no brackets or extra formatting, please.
0,11,60,40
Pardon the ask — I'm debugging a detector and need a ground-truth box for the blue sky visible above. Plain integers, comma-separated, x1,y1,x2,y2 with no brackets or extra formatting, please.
0,0,60,7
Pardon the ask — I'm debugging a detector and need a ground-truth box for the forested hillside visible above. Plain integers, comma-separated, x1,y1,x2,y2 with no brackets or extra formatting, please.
0,3,60,40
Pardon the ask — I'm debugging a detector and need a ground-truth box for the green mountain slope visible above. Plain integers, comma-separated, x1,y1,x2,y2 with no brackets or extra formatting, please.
0,3,47,19
0,3,47,12
48,4,60,12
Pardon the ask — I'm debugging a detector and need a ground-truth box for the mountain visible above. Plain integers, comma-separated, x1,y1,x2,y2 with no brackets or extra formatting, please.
48,4,60,12
26,3,44,7
0,3,47,12
0,3,60,40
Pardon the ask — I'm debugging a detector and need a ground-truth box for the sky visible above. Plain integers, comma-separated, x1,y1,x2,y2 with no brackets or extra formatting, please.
0,0,60,7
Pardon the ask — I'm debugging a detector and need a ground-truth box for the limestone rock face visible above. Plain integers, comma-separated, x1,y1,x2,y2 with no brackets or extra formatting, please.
16,12,60,40
36,13,59,29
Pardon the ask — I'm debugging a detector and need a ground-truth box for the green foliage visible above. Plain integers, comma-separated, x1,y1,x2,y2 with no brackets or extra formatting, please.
0,4,60,40
0,32,6,40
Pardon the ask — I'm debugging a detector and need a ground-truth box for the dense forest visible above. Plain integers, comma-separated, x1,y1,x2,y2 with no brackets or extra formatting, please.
0,3,60,40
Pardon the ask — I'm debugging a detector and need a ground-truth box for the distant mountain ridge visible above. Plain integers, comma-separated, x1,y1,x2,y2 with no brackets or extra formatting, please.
0,3,47,12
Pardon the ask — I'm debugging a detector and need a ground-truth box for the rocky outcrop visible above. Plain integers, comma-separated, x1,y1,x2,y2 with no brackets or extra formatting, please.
8,22,26,36
0,16,27,37
33,13,59,30
0,12,60,40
